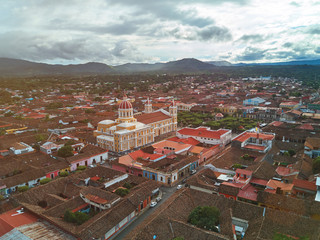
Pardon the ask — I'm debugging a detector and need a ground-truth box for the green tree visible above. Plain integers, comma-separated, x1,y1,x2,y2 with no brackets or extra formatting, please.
17,186,29,192
64,210,76,223
77,165,87,171
58,145,74,158
74,211,90,225
123,182,132,189
287,149,296,157
59,171,69,177
40,178,52,185
232,164,243,169
273,233,309,240
64,210,90,225
188,206,220,232
312,157,320,174
35,134,45,142
115,188,130,197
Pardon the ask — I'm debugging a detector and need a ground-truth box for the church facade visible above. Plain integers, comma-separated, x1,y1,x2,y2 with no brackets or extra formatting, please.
94,96,177,153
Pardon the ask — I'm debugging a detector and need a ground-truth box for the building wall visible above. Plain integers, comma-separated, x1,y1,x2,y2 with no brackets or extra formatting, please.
70,152,108,171
46,170,59,179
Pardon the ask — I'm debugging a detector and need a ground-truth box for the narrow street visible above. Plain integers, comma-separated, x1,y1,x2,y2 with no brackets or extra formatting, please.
112,186,177,240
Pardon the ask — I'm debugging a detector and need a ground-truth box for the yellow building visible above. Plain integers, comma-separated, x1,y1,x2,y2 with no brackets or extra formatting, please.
95,96,177,153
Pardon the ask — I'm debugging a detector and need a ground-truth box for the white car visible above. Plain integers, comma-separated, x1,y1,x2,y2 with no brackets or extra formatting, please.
177,184,183,190
156,196,162,202
150,201,157,207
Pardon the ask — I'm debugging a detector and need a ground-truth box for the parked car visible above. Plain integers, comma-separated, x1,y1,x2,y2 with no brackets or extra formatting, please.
150,201,157,207
156,196,162,202
177,184,183,190
191,169,197,175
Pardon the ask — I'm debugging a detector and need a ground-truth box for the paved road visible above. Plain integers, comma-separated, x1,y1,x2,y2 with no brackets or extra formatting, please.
112,186,177,240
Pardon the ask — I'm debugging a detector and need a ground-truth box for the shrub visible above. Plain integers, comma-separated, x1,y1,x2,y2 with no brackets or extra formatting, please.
59,171,69,177
64,210,90,225
0,195,4,201
232,164,243,169
172,237,184,240
77,165,87,171
283,152,290,157
288,149,296,157
123,182,132,189
273,233,309,240
312,157,320,174
115,188,130,197
58,145,74,158
188,206,220,232
74,211,90,225
64,210,76,223
17,186,29,192
241,154,255,161
40,178,52,185
35,134,45,142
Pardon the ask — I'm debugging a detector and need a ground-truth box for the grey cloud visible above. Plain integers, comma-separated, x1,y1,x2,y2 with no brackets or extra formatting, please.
306,27,320,35
270,50,317,60
315,47,320,54
301,25,320,35
235,47,267,61
168,25,232,42
237,34,266,43
198,26,232,41
104,1,237,28
283,42,294,48
0,32,144,64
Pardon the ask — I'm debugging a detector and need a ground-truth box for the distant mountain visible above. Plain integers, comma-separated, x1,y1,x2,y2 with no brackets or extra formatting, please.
115,58,216,73
161,58,216,72
114,63,163,72
1,57,320,76
234,59,320,66
0,58,114,76
206,60,233,66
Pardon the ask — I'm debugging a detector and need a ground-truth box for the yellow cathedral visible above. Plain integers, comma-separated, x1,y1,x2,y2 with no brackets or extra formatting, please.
94,95,177,153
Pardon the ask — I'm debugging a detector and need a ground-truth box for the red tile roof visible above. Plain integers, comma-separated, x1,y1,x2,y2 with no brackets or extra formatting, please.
233,132,274,143
72,203,89,213
236,169,253,176
293,179,316,191
244,144,266,151
129,150,163,161
178,127,229,139
276,166,298,176
136,111,172,124
91,176,100,181
297,123,314,130
85,194,108,204
250,178,268,186
237,183,258,201
0,207,38,236
167,137,200,146
271,121,283,127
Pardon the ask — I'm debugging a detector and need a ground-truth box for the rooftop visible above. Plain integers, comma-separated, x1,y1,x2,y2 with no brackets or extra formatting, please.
178,127,229,139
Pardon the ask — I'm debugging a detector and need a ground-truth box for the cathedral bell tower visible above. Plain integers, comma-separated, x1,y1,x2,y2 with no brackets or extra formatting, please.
144,98,153,113
169,99,177,131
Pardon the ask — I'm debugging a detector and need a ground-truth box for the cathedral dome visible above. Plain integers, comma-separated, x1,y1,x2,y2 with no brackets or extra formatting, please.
119,100,132,109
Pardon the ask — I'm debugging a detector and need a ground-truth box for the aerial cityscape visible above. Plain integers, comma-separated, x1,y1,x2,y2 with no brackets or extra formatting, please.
0,1,320,240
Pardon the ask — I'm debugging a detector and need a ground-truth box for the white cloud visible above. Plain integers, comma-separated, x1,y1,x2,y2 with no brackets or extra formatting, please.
0,0,319,64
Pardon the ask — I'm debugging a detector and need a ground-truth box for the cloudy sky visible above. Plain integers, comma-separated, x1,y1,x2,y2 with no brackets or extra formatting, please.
0,0,319,65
